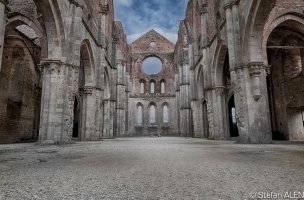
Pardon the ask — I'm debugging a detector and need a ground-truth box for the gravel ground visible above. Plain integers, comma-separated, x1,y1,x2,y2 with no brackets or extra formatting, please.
0,137,304,200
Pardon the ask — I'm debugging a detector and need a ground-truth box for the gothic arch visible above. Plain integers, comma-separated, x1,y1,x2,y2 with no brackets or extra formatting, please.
6,14,46,59
265,14,304,141
162,102,169,123
33,0,65,59
242,0,275,63
80,40,95,87
0,38,40,143
7,14,44,37
213,43,228,87
262,14,304,64
148,102,157,124
136,102,144,126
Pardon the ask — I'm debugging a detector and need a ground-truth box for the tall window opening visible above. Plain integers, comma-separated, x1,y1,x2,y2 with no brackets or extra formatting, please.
137,104,143,126
161,81,165,94
150,81,155,93
163,104,169,123
140,82,145,94
149,104,156,123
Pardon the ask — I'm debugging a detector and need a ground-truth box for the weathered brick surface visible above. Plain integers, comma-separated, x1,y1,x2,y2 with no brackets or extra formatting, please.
0,0,303,144
128,30,177,136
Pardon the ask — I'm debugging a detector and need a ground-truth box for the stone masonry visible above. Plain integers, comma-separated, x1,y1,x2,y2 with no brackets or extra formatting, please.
0,0,303,144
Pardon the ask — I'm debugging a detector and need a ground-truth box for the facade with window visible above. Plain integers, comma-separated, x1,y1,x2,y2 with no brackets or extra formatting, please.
128,30,177,136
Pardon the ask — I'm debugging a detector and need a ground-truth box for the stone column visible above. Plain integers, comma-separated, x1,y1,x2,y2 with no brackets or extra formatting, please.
102,99,115,138
125,74,131,134
115,55,126,137
199,0,208,48
174,74,180,135
99,2,109,47
210,87,229,140
179,48,192,137
246,63,272,143
39,60,74,144
80,86,96,141
225,0,271,143
224,1,249,142
0,0,9,72
94,87,103,139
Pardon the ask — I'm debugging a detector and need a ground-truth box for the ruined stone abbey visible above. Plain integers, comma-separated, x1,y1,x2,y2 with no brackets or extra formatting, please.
0,0,303,144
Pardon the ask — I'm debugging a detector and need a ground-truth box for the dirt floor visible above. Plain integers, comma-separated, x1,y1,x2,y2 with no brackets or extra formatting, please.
0,137,304,200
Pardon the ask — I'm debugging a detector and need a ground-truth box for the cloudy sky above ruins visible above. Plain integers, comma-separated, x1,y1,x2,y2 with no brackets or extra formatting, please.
114,0,188,43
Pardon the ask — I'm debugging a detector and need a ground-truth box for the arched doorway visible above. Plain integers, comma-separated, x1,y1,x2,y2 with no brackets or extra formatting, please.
73,97,80,139
266,18,304,141
228,95,239,137
74,41,95,141
212,44,236,140
0,26,41,144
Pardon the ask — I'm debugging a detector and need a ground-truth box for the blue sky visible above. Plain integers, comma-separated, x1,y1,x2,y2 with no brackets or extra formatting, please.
114,0,188,44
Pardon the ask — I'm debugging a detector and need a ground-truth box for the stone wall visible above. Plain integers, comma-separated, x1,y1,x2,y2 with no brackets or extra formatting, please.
128,30,177,136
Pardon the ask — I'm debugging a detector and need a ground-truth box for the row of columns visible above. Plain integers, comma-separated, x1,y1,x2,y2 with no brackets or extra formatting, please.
37,0,120,144
188,0,272,143
224,0,271,143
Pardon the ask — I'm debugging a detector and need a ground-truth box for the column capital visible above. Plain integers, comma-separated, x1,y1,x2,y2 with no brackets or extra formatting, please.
84,86,93,95
264,65,271,76
206,86,226,92
248,62,263,77
99,3,109,15
116,58,126,65
224,0,239,10
40,60,63,71
198,4,208,15
68,0,83,8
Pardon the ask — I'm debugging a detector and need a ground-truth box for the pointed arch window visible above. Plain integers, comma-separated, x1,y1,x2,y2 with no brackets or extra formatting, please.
163,104,169,123
137,104,143,126
140,82,145,94
150,82,155,93
161,81,165,94
149,104,156,123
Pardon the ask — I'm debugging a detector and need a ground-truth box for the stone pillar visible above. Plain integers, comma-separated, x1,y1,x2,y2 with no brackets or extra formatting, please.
199,1,208,48
224,1,249,141
94,88,103,139
225,0,271,143
115,54,126,137
102,99,115,138
209,87,229,140
110,67,117,137
0,0,9,72
39,61,74,144
99,2,109,47
80,86,96,140
179,48,192,137
246,63,272,143
125,74,131,134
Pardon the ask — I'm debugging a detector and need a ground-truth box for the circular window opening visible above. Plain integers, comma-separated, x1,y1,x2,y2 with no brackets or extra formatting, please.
142,57,163,75
150,41,157,47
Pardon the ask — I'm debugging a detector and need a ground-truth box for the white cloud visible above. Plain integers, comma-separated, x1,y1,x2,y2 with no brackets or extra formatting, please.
116,0,133,7
114,0,187,44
